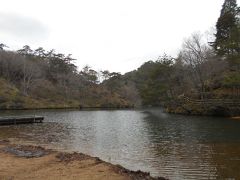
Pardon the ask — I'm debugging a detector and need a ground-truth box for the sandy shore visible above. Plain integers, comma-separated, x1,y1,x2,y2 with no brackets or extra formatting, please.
0,140,165,180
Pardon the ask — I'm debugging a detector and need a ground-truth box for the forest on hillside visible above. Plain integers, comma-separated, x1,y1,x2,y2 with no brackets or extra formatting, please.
0,0,239,116
0,44,137,109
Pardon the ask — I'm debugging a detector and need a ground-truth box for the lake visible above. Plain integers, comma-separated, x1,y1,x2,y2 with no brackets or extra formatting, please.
0,108,240,179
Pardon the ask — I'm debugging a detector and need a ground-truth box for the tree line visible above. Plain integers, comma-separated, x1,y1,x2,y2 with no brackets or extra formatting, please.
0,44,133,109
118,0,240,115
0,0,239,114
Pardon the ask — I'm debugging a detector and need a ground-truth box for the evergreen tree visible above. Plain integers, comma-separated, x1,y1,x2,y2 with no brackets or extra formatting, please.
214,0,240,56
0,43,8,51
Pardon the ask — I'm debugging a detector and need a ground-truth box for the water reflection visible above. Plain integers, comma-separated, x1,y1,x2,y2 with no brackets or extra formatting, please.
0,109,240,179
142,109,240,179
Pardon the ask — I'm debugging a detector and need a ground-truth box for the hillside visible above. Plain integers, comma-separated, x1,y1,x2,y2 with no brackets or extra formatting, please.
0,49,133,110
0,0,239,115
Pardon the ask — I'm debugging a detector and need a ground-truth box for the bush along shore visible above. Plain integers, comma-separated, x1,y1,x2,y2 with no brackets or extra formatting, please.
164,97,240,117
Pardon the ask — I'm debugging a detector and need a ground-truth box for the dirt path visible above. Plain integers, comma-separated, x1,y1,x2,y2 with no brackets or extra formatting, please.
0,140,165,180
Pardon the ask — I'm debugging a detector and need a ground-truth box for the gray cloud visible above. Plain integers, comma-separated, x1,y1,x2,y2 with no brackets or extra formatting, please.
0,13,49,40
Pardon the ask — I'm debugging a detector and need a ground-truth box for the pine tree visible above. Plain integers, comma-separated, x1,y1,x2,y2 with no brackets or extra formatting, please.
214,0,240,56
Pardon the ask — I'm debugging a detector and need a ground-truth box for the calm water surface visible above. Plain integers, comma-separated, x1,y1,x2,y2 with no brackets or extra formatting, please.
0,109,240,179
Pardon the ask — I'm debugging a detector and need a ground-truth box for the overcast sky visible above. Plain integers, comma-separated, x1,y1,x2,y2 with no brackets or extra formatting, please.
0,0,238,73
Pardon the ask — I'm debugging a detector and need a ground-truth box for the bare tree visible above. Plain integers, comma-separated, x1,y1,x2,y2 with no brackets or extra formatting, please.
180,33,213,99
20,58,41,95
0,51,22,82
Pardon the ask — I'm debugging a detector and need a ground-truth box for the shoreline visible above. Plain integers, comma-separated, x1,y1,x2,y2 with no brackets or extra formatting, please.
0,106,134,111
1,106,238,118
82,106,239,118
0,140,166,180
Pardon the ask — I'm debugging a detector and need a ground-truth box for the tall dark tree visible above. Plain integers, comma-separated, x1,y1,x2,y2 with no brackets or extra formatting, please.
214,0,240,56
34,47,46,58
0,43,8,51
17,45,33,56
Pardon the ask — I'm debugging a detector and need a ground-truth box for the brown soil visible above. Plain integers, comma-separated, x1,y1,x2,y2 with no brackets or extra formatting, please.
231,116,240,120
0,140,166,180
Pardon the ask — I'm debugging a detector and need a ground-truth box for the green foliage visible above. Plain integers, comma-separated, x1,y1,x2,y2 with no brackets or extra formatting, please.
214,0,240,56
120,55,176,106
223,71,240,87
1,1,240,112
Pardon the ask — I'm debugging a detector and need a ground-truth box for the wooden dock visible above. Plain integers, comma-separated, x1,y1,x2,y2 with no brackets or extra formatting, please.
0,116,44,125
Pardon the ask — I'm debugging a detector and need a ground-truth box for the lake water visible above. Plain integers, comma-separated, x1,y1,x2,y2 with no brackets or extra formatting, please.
0,108,240,179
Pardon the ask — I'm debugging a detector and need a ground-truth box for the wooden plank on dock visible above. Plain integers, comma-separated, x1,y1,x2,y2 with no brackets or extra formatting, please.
0,116,44,125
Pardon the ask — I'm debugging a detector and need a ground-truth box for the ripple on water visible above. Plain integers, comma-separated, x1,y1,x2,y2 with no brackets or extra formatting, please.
1,109,240,179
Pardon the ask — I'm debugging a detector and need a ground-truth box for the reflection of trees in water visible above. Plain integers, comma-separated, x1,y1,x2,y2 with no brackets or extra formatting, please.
209,143,240,179
141,110,232,179
1,109,240,179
